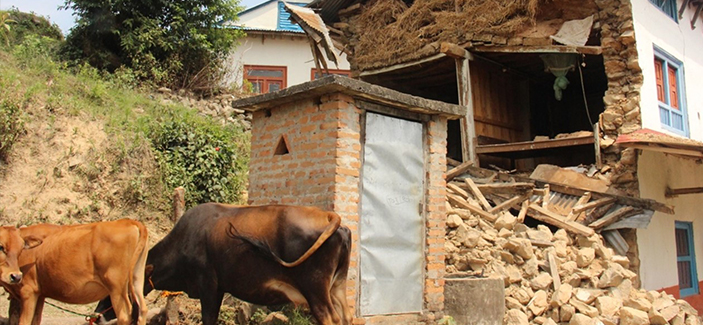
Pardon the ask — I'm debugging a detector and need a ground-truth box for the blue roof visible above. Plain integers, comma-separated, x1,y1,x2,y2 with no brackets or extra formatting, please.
277,1,307,32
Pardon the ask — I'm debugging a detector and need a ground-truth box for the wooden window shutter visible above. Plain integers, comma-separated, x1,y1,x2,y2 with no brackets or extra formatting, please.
668,65,679,110
654,59,665,103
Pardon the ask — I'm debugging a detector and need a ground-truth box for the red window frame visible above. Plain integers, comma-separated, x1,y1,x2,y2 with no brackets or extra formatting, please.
244,65,287,94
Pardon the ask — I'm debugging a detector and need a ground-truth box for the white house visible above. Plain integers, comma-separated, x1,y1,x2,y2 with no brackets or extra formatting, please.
627,0,703,310
225,0,350,93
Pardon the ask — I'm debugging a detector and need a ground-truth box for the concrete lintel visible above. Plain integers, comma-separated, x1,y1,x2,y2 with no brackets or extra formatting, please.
231,75,466,120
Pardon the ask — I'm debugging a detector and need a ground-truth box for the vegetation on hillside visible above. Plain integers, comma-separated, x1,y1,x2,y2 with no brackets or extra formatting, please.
0,12,250,219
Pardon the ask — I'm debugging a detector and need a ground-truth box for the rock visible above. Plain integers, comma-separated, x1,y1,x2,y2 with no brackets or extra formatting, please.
686,315,700,325
678,299,698,316
528,225,553,242
262,311,289,324
574,289,597,304
551,284,573,307
498,228,513,238
649,309,668,325
157,87,172,94
660,305,680,322
505,309,529,325
570,298,599,317
506,296,523,310
446,214,463,228
594,243,613,260
528,290,549,316
576,247,596,268
553,229,570,243
625,297,652,312
596,296,622,318
495,212,517,230
598,266,624,288
543,318,558,325
612,255,630,268
504,238,534,259
561,304,576,322
513,287,533,305
523,257,539,278
560,261,578,277
505,264,523,285
569,313,595,325
653,296,675,310
554,241,568,258
531,273,554,291
620,306,650,325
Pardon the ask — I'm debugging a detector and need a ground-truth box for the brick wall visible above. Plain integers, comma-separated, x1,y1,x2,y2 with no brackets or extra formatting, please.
248,92,448,324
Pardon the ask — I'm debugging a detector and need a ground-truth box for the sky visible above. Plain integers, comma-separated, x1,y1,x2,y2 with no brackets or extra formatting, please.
0,0,266,36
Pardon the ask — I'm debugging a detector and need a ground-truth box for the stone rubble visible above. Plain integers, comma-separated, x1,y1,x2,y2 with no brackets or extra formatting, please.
446,195,700,325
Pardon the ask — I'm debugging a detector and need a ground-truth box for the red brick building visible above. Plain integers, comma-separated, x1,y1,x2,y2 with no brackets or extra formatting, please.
233,75,465,324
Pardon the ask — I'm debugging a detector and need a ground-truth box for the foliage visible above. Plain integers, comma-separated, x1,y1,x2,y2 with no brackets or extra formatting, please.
0,98,25,163
149,109,249,208
61,0,245,92
0,10,63,48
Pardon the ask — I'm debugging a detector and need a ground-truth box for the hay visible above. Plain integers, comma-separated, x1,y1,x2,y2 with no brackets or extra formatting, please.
352,0,543,70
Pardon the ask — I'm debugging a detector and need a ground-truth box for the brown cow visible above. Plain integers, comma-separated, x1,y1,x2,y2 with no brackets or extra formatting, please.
96,203,352,325
0,219,149,325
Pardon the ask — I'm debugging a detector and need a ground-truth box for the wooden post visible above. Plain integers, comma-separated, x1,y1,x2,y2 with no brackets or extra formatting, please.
172,187,186,223
455,52,478,165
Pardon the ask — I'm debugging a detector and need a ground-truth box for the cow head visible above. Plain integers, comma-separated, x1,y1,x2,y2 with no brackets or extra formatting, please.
0,226,42,285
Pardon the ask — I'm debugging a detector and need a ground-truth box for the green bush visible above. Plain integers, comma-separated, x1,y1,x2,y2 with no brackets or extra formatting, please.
0,98,25,162
149,110,249,208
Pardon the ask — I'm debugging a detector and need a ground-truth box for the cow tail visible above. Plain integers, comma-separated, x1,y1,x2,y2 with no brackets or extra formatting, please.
226,212,342,268
279,212,341,267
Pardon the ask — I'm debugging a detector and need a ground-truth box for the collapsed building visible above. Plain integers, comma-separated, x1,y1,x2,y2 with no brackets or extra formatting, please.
234,0,703,324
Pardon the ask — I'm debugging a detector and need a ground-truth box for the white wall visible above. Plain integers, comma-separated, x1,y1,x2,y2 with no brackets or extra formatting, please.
225,33,350,89
631,0,703,141
638,150,703,290
237,0,314,30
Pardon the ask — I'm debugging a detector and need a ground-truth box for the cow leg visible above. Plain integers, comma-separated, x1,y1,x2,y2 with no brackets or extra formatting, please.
30,297,44,325
199,290,224,325
330,278,351,325
18,295,39,325
107,285,132,325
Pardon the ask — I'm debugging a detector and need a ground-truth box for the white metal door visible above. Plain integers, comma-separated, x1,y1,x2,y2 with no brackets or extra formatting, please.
359,112,424,316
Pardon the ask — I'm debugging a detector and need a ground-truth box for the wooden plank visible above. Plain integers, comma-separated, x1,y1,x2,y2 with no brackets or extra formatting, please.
441,42,468,59
475,135,594,154
475,182,535,193
464,178,492,210
542,184,550,208
517,200,529,223
447,157,462,167
472,44,603,55
489,195,529,214
530,164,609,193
594,123,602,169
547,252,561,290
532,181,674,215
572,197,616,214
581,202,615,224
567,192,591,221
456,55,478,164
447,182,471,200
446,160,474,181
531,239,554,247
666,186,703,197
589,206,642,230
528,203,595,237
338,3,361,16
447,194,497,222
360,53,447,77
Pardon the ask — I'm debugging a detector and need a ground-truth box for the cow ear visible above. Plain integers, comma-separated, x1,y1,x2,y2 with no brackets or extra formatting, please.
23,236,42,249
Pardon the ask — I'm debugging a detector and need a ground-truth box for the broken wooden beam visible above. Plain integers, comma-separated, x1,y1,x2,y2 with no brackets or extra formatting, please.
547,252,561,290
447,182,471,200
571,197,616,214
464,178,492,210
489,194,529,214
665,186,703,198
440,42,469,59
472,44,603,55
589,206,643,230
567,192,591,221
517,200,529,224
581,202,615,224
446,160,473,181
337,3,361,17
447,194,497,222
527,203,595,237
475,182,535,194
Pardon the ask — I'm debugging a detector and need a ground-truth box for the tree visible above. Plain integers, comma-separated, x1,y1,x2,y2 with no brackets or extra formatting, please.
61,0,244,91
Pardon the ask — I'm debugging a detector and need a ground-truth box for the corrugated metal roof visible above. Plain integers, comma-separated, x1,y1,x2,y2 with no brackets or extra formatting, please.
277,1,307,32
308,0,358,24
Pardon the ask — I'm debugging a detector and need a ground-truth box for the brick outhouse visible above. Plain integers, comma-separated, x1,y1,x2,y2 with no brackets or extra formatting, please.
232,75,465,324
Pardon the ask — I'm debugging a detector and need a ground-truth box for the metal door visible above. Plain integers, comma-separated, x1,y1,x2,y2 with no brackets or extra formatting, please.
359,112,424,315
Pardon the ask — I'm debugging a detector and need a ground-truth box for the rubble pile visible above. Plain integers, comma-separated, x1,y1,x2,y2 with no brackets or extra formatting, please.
444,172,700,325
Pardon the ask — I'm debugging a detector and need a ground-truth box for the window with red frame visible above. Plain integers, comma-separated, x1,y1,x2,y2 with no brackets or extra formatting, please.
244,65,287,94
